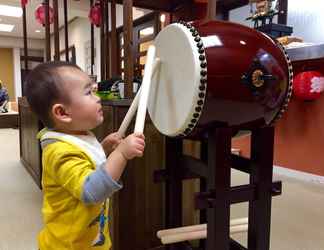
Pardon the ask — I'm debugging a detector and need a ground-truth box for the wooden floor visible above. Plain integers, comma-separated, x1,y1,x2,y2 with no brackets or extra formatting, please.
0,111,19,128
1,128,324,250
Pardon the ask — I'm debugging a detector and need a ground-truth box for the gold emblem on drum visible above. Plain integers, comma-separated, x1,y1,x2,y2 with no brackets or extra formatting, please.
252,69,264,87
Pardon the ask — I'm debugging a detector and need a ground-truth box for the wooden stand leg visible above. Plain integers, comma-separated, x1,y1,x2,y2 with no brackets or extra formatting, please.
165,137,183,250
200,140,208,249
207,128,232,250
248,127,275,250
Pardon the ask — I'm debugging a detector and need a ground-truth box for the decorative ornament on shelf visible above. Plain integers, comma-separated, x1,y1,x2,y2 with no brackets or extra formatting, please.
293,71,324,101
246,0,279,28
89,0,102,27
35,2,54,26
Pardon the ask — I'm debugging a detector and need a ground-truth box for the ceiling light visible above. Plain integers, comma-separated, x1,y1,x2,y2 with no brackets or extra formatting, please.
0,4,23,18
0,24,15,32
35,30,41,33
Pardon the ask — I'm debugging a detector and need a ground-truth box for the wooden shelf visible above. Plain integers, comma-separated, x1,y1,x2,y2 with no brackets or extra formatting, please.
286,43,324,62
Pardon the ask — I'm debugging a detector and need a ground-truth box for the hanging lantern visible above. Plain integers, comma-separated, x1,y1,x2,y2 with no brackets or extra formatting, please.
293,71,324,101
89,1,102,27
35,2,54,27
21,0,28,7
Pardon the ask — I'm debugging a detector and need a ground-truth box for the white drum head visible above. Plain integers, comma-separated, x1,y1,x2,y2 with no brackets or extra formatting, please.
148,23,207,137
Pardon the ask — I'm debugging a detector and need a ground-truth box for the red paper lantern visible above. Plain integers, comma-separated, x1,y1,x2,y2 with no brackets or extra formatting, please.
35,3,54,26
293,71,324,101
21,0,28,7
89,1,102,27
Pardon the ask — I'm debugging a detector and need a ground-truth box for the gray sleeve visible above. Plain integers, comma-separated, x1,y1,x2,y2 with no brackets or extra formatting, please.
82,163,123,204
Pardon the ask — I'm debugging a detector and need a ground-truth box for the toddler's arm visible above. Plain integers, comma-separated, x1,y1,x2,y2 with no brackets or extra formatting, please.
105,133,145,180
82,133,145,204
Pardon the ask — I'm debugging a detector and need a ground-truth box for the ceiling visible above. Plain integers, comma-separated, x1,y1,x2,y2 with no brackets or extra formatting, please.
0,0,245,39
0,0,92,39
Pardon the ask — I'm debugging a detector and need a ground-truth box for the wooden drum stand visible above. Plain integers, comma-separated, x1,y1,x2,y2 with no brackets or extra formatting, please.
154,126,282,250
122,45,285,250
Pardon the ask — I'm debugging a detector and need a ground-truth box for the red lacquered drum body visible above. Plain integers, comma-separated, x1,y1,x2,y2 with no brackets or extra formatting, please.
148,20,293,137
192,20,292,129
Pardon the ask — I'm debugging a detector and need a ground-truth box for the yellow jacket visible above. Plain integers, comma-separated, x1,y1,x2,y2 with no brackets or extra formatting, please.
38,129,113,250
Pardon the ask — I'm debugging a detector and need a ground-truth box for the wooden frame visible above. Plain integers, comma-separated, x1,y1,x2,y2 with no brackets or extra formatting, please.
59,46,76,64
116,12,161,77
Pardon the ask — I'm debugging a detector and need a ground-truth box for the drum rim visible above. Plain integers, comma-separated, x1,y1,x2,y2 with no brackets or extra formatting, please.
269,40,294,126
176,21,208,137
148,21,208,137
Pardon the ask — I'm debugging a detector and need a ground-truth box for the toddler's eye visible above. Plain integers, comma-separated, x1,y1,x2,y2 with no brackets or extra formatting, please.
91,84,98,93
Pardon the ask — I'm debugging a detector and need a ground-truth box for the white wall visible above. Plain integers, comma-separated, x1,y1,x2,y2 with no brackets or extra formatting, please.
229,5,253,28
0,36,45,50
229,1,324,44
13,48,21,101
287,0,324,43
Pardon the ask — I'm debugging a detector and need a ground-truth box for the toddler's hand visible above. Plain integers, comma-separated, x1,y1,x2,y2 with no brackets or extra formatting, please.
102,132,122,154
116,133,145,160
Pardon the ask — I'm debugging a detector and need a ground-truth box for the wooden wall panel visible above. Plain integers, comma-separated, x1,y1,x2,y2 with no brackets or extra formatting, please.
93,101,165,250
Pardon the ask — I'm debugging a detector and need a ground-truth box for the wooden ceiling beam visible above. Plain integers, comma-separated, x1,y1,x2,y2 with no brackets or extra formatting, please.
216,0,249,11
108,0,173,11
107,0,249,12
107,0,200,12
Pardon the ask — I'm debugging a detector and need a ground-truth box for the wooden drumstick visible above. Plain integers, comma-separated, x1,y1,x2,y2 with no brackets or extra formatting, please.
160,224,248,245
117,57,161,137
117,87,142,137
134,45,156,134
157,217,248,238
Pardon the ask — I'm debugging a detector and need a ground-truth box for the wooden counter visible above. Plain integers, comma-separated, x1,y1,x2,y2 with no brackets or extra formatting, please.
18,97,42,188
0,111,18,129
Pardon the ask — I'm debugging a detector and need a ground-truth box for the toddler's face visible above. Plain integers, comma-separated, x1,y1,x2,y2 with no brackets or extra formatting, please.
59,67,104,132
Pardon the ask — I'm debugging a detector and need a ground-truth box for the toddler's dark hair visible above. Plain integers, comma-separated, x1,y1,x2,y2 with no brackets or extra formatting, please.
25,61,81,127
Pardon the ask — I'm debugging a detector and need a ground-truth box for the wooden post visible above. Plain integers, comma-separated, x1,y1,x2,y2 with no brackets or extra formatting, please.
53,0,60,61
278,0,288,25
22,4,28,71
105,0,110,79
199,140,208,249
100,0,106,80
207,128,231,250
63,0,69,62
123,0,134,99
111,0,118,76
207,0,217,20
45,0,51,62
165,138,183,250
248,126,275,250
90,0,95,75
22,3,28,95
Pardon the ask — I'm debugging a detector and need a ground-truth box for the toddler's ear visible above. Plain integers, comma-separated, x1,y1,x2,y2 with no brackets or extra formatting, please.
52,103,72,124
